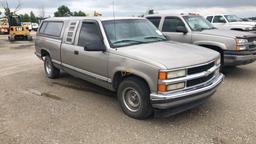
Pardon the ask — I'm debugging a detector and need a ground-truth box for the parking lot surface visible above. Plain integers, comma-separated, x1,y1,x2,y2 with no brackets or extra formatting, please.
0,33,256,144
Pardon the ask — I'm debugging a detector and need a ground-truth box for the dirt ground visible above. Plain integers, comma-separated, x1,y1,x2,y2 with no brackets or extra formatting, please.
0,32,256,144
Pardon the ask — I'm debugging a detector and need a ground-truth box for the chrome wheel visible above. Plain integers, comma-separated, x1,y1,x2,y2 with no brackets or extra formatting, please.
122,87,142,112
45,59,52,75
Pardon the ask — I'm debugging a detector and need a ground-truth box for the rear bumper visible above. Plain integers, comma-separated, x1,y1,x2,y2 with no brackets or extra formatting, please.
224,50,256,66
150,73,224,110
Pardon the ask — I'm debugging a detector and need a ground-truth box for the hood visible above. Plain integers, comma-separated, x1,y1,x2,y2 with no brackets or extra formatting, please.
116,41,219,69
197,29,256,38
230,21,256,27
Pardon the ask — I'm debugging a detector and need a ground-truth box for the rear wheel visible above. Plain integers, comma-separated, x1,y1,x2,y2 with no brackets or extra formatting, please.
44,56,60,79
8,36,15,41
117,77,153,119
27,36,33,41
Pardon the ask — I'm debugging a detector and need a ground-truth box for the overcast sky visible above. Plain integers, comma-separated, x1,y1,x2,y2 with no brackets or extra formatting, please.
0,0,256,17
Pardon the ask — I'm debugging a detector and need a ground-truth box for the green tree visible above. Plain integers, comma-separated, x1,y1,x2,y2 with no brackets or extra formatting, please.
73,11,86,16
54,5,72,17
4,7,11,16
23,13,30,22
30,11,37,23
19,14,24,21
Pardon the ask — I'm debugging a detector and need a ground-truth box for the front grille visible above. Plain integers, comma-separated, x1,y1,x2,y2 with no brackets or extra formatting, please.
247,37,256,49
187,73,215,87
187,62,215,75
247,37,256,43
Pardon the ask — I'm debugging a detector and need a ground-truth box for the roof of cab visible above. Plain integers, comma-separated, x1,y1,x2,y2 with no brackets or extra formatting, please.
145,13,201,17
43,16,145,22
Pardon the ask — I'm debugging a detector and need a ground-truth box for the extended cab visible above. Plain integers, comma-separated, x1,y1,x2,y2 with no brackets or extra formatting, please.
35,17,224,119
206,14,256,32
146,14,256,66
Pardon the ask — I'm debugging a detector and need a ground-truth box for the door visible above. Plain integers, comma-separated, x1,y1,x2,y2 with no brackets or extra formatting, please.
161,16,191,43
212,15,227,29
61,20,109,82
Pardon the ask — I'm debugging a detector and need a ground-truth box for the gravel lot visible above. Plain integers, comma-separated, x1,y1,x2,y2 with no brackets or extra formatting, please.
0,33,256,144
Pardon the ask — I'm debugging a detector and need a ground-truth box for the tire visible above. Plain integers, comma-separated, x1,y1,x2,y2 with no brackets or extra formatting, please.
117,77,153,119
8,36,15,41
27,36,33,41
44,56,60,79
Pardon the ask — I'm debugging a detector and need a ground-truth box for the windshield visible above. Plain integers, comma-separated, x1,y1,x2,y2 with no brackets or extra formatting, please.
224,15,242,22
102,19,166,48
183,16,215,31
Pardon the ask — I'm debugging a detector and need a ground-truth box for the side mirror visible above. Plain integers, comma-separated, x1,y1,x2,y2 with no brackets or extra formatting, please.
84,39,106,52
176,26,188,34
220,20,226,23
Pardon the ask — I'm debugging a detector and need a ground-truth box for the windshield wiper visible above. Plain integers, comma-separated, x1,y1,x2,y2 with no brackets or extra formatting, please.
144,36,166,41
112,39,143,45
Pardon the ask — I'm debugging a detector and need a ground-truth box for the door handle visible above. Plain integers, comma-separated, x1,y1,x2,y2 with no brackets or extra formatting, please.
74,50,79,55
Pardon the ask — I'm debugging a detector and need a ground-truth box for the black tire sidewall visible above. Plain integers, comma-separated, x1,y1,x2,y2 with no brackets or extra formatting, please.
44,56,53,78
44,56,59,79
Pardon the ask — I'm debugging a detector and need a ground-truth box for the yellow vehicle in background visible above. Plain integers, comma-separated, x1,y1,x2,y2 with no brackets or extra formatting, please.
0,17,9,34
8,15,32,41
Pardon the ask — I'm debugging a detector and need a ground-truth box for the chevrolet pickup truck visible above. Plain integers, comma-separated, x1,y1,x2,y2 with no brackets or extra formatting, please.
206,14,256,32
35,17,224,119
146,14,256,66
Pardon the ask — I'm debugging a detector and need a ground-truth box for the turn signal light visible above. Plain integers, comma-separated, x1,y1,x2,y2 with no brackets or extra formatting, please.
158,84,167,92
159,72,167,80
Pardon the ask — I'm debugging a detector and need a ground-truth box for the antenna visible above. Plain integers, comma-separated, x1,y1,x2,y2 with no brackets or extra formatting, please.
112,0,117,42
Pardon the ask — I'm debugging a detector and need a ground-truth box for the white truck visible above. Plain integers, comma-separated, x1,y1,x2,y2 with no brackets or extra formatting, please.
206,14,256,32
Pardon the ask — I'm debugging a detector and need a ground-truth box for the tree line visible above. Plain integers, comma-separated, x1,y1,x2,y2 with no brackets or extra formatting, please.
0,5,88,23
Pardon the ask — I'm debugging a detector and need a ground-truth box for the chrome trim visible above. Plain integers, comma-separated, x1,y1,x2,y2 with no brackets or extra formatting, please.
52,59,61,65
151,73,224,101
62,63,112,83
159,64,220,85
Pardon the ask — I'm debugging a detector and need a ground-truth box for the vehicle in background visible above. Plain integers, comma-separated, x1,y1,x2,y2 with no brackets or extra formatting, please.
8,15,32,41
146,13,256,67
206,14,256,32
31,23,39,31
21,22,32,31
0,17,9,34
35,17,224,119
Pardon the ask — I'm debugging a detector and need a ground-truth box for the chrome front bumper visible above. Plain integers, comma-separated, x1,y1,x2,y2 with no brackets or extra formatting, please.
150,73,224,109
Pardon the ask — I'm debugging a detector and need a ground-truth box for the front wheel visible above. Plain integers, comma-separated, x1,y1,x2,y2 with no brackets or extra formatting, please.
117,77,153,119
44,56,60,79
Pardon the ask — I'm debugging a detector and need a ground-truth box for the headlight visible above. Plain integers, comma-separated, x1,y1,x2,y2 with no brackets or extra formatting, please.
158,82,185,92
167,82,185,91
236,38,249,50
167,70,186,79
159,69,186,80
244,27,253,31
215,57,221,65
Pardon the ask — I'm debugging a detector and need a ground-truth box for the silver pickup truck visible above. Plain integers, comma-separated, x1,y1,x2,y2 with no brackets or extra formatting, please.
35,17,224,119
146,14,256,66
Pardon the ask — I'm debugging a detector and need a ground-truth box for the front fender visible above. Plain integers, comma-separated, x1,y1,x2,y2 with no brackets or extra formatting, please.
109,56,160,92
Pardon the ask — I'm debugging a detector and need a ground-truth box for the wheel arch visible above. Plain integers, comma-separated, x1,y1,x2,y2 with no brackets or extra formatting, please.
112,71,152,92
40,49,51,59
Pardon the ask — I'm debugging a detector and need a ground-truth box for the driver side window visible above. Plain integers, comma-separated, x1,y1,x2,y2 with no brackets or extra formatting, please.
213,16,226,23
162,17,185,32
78,21,103,49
